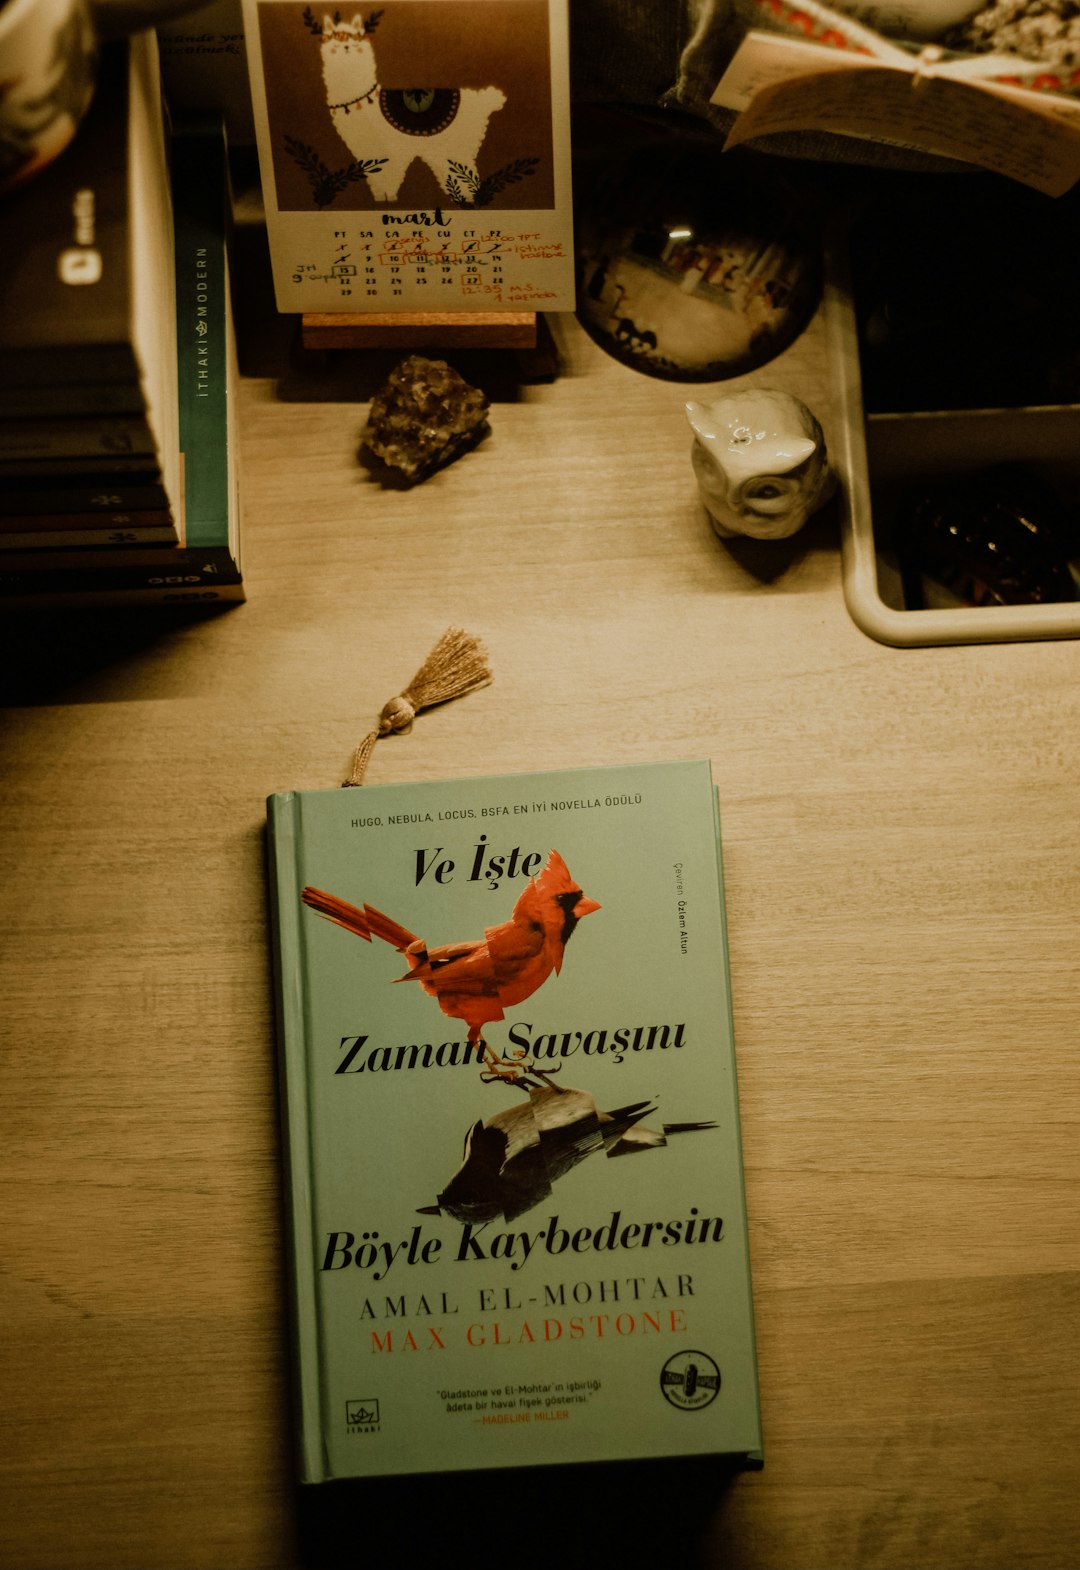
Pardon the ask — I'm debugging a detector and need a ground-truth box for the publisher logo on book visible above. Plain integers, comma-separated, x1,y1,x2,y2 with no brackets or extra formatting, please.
345,1398,381,1434
660,1351,721,1411
59,188,101,286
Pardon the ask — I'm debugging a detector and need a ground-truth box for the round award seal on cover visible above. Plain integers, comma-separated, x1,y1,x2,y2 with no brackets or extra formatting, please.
660,1350,722,1410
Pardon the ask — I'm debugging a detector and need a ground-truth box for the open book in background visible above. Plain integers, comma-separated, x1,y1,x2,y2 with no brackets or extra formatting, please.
712,0,1080,195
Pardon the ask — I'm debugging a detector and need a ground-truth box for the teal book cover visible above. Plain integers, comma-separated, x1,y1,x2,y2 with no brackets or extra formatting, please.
266,760,762,1483
172,116,234,555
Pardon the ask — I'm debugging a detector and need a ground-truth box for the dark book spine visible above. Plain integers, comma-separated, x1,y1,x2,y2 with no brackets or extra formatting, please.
0,454,162,478
2,347,141,388
0,554,243,593
0,384,147,418
0,42,134,368
0,509,173,532
0,482,171,515
0,524,177,549
0,582,245,608
0,417,157,460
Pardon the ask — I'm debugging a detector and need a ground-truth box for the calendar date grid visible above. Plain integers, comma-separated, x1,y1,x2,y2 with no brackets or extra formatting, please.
290,226,564,303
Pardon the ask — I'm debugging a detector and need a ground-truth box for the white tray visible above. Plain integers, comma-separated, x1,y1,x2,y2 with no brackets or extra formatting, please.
825,246,1080,648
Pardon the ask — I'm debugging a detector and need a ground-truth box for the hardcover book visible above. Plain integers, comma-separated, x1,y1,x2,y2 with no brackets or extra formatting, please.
0,384,149,420
0,416,158,460
0,118,243,607
0,518,178,551
0,32,183,534
158,0,257,147
0,482,173,517
266,759,762,1483
0,41,142,387
171,115,242,561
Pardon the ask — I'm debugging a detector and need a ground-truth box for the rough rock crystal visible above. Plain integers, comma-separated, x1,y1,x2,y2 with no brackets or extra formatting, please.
361,355,490,481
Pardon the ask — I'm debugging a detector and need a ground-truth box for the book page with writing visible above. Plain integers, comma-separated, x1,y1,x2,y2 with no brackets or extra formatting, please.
715,28,1080,111
711,33,885,113
722,63,1080,195
977,77,1080,133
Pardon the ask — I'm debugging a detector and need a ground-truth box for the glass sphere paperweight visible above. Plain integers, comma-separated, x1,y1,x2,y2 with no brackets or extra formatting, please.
575,143,821,381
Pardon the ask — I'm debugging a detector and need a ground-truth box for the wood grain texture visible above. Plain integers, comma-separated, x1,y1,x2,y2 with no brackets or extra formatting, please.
1,298,1078,1570
301,310,537,349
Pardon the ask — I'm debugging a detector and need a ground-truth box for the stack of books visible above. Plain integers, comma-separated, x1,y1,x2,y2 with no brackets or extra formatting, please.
0,32,243,609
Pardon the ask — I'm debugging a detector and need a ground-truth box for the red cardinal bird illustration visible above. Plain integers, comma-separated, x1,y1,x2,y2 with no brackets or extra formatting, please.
301,849,600,1083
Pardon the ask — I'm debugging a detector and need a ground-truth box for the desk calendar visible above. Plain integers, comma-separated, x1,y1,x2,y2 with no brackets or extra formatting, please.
242,0,575,315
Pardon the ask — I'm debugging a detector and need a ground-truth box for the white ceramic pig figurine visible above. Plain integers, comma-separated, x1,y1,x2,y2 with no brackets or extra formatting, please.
686,388,835,541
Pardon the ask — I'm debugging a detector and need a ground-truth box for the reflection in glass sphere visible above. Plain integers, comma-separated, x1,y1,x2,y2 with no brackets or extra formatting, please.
575,143,822,381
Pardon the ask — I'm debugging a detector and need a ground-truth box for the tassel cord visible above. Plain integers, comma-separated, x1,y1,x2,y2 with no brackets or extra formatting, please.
343,627,492,786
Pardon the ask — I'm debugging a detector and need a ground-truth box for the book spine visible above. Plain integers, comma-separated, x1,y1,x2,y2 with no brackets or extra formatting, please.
0,41,134,367
0,384,148,418
711,790,764,1462
0,582,246,608
172,118,232,551
5,116,243,603
0,508,174,531
0,523,178,548
0,454,162,478
0,482,171,515
0,417,157,460
266,791,327,1484
158,0,256,147
3,347,141,388
0,553,243,591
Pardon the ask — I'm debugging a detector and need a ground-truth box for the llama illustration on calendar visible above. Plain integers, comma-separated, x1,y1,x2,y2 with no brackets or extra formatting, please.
251,1,554,212
310,9,507,204
243,0,576,315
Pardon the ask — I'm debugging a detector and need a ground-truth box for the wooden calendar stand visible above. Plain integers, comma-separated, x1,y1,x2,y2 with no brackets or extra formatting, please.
297,309,559,380
300,310,537,351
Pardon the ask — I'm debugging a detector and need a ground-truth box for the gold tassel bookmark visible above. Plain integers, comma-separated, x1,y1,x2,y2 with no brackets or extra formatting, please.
343,626,493,786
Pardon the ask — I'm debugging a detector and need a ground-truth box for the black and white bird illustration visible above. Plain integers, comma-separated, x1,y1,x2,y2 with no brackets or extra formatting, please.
417,1070,717,1226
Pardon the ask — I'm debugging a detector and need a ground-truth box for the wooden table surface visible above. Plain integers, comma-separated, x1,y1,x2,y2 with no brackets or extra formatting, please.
2,283,1078,1570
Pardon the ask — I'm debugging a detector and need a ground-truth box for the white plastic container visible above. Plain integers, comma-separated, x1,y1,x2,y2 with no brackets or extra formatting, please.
824,235,1080,647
